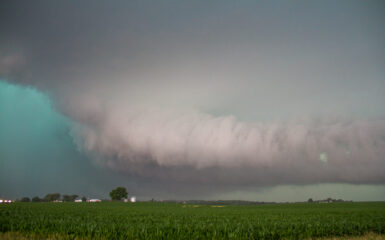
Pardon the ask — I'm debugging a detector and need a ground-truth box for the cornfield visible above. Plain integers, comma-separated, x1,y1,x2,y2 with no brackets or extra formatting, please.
0,202,384,239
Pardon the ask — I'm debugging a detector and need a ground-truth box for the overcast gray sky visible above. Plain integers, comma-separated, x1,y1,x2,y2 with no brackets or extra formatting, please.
1,0,385,201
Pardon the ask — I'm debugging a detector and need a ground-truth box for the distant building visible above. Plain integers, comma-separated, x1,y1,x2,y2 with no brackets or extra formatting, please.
74,199,83,203
88,199,101,202
130,196,136,203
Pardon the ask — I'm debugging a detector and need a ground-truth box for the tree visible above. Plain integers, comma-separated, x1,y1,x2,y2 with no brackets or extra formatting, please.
110,187,128,201
44,193,61,202
21,197,30,202
308,198,313,203
32,196,41,202
81,196,87,202
63,194,79,202
62,195,70,202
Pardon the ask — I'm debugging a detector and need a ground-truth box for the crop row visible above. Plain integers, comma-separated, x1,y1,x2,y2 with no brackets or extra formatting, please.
1,202,384,239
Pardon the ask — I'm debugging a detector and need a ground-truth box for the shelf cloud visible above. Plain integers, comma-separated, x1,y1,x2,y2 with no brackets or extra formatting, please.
69,103,385,185
1,0,385,197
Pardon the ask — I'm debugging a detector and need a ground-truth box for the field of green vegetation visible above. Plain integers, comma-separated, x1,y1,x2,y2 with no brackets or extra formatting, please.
0,202,384,239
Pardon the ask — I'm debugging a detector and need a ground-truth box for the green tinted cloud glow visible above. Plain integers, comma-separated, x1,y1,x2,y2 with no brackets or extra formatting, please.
0,80,127,198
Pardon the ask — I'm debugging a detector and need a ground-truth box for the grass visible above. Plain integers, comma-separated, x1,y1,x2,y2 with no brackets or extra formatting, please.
0,202,384,239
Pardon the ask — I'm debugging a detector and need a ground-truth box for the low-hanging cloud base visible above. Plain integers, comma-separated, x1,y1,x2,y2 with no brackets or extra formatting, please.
70,104,385,187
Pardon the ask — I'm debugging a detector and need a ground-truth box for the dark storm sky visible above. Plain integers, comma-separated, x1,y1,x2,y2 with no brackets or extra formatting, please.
1,0,385,200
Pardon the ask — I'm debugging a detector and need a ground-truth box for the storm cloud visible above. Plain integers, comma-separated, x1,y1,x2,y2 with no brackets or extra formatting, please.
1,0,385,197
69,105,385,185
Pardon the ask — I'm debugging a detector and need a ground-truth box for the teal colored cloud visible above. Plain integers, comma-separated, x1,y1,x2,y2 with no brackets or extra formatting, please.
0,80,126,199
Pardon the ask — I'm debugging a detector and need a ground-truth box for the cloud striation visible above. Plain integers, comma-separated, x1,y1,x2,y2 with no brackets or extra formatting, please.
1,0,385,195
69,103,385,186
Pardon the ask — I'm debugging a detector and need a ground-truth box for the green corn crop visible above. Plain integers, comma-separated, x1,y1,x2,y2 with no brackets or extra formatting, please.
0,202,384,239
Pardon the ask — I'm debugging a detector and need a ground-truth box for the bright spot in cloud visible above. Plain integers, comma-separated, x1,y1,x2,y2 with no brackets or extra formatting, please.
319,152,328,163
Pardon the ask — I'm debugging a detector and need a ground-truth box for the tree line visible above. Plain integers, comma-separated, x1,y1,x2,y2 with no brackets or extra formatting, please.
19,193,86,202
17,187,129,202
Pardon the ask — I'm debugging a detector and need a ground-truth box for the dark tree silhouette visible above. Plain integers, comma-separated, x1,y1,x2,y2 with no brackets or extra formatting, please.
32,196,41,202
20,197,30,202
44,193,61,202
63,194,79,202
110,187,128,201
